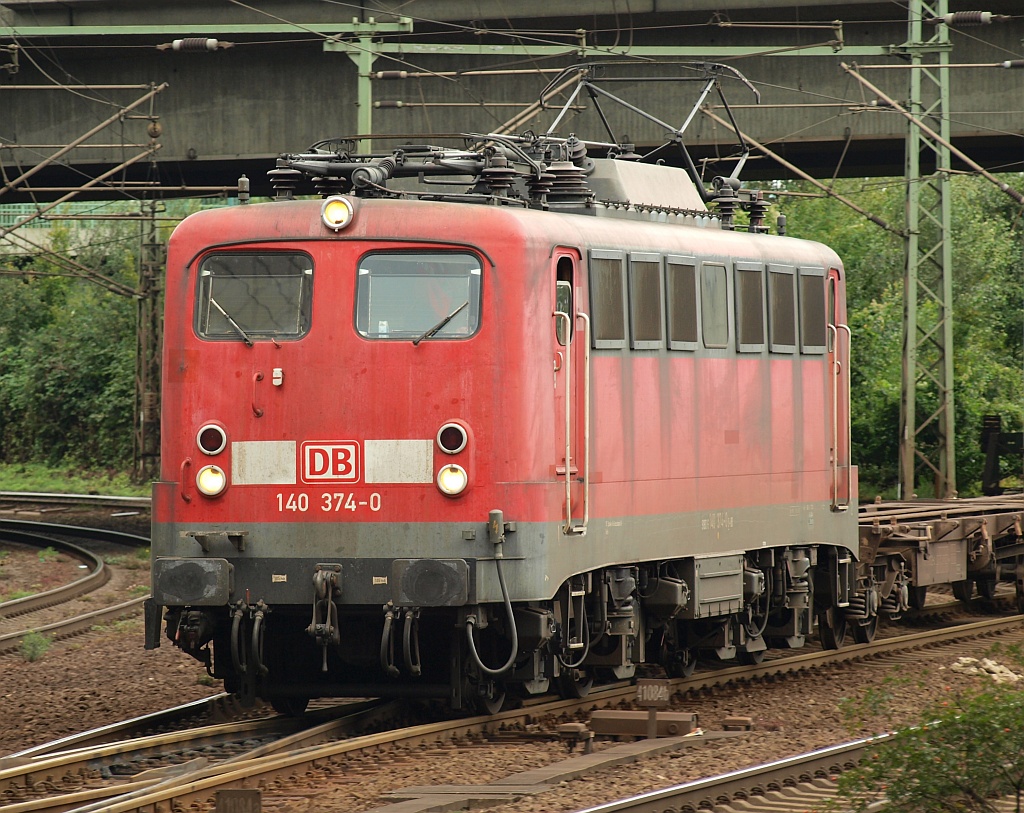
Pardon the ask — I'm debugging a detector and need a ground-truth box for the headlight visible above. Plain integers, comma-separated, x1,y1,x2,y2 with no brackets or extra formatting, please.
321,196,354,231
196,465,227,497
436,464,468,496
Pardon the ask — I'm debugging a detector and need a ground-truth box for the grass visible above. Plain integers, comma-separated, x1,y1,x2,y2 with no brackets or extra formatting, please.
0,463,149,497
19,631,51,662
104,548,150,569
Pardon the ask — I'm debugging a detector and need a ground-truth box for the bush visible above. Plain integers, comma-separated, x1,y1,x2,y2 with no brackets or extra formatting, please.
19,631,51,662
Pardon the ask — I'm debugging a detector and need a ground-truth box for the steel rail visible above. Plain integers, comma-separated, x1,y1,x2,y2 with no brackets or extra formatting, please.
0,529,108,619
0,595,147,656
14,616,1023,813
0,700,394,806
0,520,148,548
0,492,151,509
574,738,874,813
4,694,230,759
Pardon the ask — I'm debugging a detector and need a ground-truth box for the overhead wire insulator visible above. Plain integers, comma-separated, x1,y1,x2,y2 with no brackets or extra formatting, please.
372,71,410,80
157,38,235,52
928,12,1009,25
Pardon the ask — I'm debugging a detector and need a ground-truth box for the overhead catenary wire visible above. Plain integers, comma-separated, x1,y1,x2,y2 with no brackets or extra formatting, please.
840,61,1024,207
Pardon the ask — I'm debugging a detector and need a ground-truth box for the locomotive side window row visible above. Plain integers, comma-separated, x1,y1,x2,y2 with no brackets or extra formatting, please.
587,249,826,355
196,252,314,342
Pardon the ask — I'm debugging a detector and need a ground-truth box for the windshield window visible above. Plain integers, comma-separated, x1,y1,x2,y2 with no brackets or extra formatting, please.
196,252,313,341
355,252,482,340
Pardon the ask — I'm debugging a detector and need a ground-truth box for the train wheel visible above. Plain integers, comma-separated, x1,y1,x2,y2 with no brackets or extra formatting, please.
270,696,309,716
976,577,998,600
952,579,974,602
908,586,928,609
665,648,697,678
557,668,593,699
851,615,878,644
818,607,847,650
738,649,765,665
480,686,507,715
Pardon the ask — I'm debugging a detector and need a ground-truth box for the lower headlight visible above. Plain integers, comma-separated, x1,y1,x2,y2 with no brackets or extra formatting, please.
436,464,468,496
196,465,227,497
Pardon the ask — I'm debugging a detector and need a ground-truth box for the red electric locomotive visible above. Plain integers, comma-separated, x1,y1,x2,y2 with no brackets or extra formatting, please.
148,66,901,713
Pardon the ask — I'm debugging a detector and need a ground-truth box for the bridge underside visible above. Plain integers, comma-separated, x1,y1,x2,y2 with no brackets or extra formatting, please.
2,0,1022,202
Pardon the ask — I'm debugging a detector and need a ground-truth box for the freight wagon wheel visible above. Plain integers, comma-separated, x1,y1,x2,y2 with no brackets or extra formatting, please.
951,579,974,602
976,577,998,600
851,615,878,644
738,649,765,665
480,686,507,715
908,586,928,610
270,696,309,716
665,648,697,679
817,607,847,650
557,668,593,699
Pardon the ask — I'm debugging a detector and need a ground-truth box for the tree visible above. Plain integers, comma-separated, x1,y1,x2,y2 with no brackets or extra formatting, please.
777,175,1024,497
838,673,1024,812
0,222,138,469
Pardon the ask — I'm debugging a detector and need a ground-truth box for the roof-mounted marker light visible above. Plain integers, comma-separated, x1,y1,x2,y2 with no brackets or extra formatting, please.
321,196,355,231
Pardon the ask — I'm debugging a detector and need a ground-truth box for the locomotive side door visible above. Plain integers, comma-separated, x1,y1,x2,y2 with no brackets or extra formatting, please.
826,267,852,510
553,250,590,535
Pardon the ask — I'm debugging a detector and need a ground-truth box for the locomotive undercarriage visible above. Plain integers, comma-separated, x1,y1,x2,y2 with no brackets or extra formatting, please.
153,541,903,714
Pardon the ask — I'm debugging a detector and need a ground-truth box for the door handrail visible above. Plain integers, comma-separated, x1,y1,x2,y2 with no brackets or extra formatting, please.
574,311,591,535
555,309,574,533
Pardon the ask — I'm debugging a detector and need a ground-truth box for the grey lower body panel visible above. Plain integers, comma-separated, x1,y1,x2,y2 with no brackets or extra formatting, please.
151,500,857,607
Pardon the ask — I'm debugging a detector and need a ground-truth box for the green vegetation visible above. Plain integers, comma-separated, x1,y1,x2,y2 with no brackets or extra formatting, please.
835,647,1024,812
0,179,1021,496
104,548,151,569
36,546,60,563
779,175,1024,496
0,462,148,496
19,631,51,662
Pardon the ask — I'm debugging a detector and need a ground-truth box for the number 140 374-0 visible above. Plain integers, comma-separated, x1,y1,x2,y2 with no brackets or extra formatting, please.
276,492,382,512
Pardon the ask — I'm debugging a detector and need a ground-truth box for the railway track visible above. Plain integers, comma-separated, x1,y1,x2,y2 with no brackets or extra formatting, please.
4,613,1021,813
0,492,151,512
0,521,149,654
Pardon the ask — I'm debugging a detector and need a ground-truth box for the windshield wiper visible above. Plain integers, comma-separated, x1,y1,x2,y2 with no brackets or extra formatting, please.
413,300,469,346
210,297,254,347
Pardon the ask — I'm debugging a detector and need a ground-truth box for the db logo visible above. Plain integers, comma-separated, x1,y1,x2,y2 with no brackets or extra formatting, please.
301,442,360,482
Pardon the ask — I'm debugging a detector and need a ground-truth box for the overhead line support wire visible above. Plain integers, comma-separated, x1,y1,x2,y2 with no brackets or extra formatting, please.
840,62,1024,206
2,230,139,298
0,83,168,198
1,145,161,253
700,106,903,237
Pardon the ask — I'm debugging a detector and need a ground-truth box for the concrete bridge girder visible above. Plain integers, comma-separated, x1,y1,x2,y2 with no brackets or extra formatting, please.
2,0,1023,200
